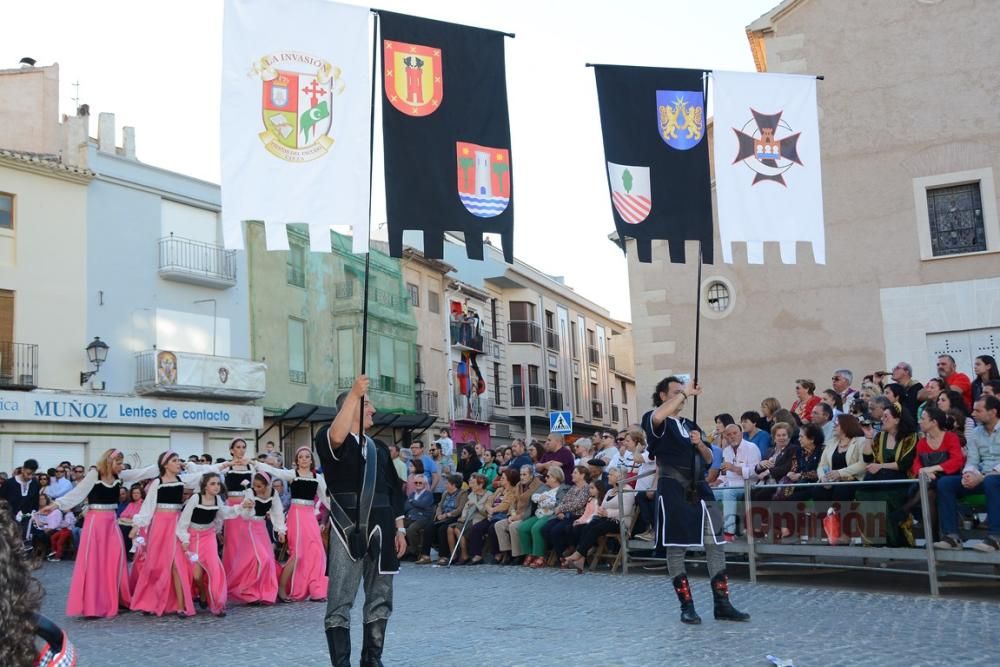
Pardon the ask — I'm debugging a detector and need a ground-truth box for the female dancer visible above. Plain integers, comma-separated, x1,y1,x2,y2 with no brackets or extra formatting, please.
230,471,285,605
129,451,195,617
176,472,252,616
40,448,157,618
257,446,329,602
221,438,258,602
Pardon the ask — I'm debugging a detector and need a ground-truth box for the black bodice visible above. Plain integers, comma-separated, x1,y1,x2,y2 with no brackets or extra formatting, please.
191,497,219,524
88,479,122,504
156,481,185,504
225,469,253,490
290,476,319,500
253,497,273,517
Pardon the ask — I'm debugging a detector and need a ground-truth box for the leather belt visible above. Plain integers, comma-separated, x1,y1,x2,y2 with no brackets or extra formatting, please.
332,492,389,509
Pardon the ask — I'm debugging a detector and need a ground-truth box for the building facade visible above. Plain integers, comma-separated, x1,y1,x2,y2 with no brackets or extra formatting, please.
624,0,1000,419
0,63,262,472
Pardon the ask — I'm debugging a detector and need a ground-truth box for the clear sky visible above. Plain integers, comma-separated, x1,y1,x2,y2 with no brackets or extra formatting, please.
3,0,778,321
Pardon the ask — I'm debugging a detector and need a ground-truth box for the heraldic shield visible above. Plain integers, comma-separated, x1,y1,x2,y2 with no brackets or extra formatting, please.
607,162,651,224
259,55,339,162
656,90,704,150
457,142,510,218
384,40,443,117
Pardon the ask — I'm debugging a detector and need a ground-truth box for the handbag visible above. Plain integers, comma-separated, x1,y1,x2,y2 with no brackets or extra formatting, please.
919,451,948,468
489,511,508,523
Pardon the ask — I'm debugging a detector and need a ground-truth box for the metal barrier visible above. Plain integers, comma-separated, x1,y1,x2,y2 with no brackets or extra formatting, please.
610,469,1000,596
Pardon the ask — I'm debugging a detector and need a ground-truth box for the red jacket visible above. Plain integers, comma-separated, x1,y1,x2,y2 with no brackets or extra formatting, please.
912,431,965,477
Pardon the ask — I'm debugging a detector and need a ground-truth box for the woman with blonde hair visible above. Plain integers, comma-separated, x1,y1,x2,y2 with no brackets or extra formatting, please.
40,448,157,618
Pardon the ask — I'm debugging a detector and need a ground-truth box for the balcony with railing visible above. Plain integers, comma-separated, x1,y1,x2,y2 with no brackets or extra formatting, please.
511,384,545,409
591,400,604,421
454,391,492,423
549,389,564,411
0,342,38,390
450,320,492,355
333,282,410,314
508,320,541,345
587,345,600,366
545,328,560,351
372,375,411,396
135,349,266,400
611,404,620,423
158,235,237,289
416,389,439,415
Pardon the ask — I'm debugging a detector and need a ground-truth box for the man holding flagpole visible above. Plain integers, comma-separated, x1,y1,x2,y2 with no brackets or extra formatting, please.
316,375,406,667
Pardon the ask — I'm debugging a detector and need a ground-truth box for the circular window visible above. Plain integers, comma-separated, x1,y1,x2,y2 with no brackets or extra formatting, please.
702,277,735,319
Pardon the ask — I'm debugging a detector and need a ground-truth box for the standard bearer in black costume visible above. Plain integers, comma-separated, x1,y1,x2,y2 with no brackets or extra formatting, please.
316,375,406,667
642,376,750,625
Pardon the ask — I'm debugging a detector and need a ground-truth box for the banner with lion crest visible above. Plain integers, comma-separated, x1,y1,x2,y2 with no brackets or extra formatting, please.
220,0,371,254
593,65,713,264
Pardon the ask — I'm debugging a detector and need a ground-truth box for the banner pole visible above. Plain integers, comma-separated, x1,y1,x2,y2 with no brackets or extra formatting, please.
692,241,703,425
359,12,379,438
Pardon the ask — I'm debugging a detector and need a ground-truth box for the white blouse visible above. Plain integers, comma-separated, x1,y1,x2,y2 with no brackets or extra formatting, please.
53,465,158,512
175,493,244,546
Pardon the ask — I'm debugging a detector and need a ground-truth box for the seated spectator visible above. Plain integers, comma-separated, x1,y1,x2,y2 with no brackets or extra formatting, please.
972,355,1000,403
477,449,499,489
935,396,1000,552
759,397,782,433
573,438,594,466
117,483,145,557
985,379,1000,397
46,466,73,500
542,465,593,564
857,403,919,547
417,474,467,565
917,378,945,421
620,429,647,480
822,389,845,418
741,411,772,458
586,458,608,485
456,444,481,483
516,466,565,567
468,468,518,564
405,459,426,496
496,465,541,566
913,407,965,481
593,432,621,468
717,424,762,538
507,439,532,471
563,467,635,572
815,415,868,502
832,369,858,404
496,447,513,469
388,444,407,483
773,422,824,502
536,433,577,481
709,413,736,447
868,396,893,435
448,473,490,565
811,402,835,444
528,441,545,469
272,478,291,511
936,354,973,408
937,389,975,439
791,379,822,424
46,505,76,562
403,476,436,559
753,421,798,488
694,427,723,487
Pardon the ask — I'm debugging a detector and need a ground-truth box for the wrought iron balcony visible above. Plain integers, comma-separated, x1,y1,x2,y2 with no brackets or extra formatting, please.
372,375,411,396
454,392,492,423
158,235,237,289
416,389,439,415
545,328,560,351
511,384,545,408
508,320,541,345
333,282,409,313
549,389,564,411
135,349,265,400
0,342,38,390
587,345,600,366
450,320,492,354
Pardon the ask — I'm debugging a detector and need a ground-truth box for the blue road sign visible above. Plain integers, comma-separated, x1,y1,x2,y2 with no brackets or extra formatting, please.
549,411,573,434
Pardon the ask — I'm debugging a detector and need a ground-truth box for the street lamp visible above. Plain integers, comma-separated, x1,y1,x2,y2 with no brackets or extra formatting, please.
414,375,425,411
80,336,109,385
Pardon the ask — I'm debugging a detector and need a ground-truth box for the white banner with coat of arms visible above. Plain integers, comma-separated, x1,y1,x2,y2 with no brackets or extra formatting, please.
712,70,825,265
221,0,371,254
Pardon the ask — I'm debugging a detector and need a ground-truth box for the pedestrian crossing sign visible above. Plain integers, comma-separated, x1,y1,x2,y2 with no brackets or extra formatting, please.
549,411,572,434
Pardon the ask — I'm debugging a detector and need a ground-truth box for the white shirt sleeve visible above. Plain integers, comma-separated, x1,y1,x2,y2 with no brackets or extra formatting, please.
740,443,763,480
255,461,295,483
54,470,98,512
269,496,286,536
132,479,161,528
176,494,199,546
120,465,158,486
316,474,330,510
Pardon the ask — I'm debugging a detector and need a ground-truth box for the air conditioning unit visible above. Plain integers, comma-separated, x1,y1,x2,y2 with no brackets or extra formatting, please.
494,423,511,438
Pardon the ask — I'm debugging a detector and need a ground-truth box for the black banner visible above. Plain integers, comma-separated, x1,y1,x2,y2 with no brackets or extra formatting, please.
380,11,514,262
593,65,713,263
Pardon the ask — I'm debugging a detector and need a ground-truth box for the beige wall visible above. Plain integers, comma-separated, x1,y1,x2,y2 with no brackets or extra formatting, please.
0,64,61,156
401,256,450,433
626,0,1000,421
0,160,89,390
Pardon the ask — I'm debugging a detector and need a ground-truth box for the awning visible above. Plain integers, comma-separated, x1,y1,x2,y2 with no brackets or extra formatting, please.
257,402,437,444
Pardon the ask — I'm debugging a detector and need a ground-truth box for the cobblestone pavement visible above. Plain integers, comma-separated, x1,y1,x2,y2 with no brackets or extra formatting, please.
35,559,998,667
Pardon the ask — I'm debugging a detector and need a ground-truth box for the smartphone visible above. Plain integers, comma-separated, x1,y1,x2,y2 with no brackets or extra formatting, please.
675,373,692,385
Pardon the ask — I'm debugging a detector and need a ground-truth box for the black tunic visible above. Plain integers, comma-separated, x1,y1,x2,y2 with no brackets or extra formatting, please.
289,477,319,500
643,410,723,548
190,497,219,525
88,480,122,504
224,469,253,492
155,480,185,504
314,427,405,573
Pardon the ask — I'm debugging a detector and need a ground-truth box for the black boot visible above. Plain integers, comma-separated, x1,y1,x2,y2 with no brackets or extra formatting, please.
672,574,701,625
711,571,750,621
360,618,387,667
325,626,351,667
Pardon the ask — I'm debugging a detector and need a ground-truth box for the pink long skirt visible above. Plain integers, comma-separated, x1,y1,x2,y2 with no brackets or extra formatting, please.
129,509,194,616
189,528,227,615
226,516,278,605
279,503,329,601
65,509,130,618
128,526,148,591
